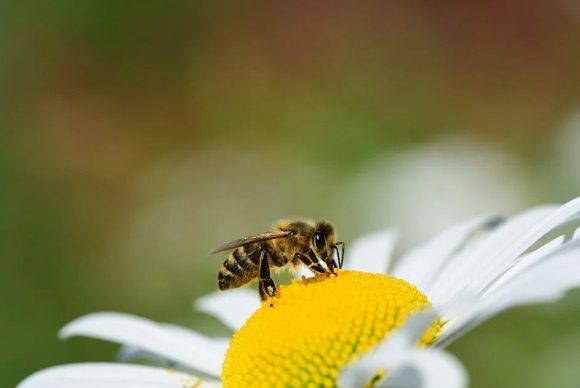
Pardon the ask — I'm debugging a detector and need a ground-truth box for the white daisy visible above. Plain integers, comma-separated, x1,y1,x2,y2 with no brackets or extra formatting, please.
17,311,463,387
18,197,580,388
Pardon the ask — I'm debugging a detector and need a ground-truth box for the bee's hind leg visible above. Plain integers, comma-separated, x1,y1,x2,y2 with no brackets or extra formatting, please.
258,249,277,301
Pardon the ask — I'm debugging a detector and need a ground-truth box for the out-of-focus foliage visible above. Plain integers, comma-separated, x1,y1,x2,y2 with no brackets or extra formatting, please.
3,2,580,387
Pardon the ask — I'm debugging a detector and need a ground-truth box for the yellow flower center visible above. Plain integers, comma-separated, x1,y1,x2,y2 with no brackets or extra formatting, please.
222,270,440,388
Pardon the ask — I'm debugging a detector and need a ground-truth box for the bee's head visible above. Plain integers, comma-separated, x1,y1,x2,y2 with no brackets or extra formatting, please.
274,218,342,269
311,220,338,267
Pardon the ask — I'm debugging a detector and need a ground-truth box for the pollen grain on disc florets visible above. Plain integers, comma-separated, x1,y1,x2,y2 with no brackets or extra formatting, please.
222,270,441,388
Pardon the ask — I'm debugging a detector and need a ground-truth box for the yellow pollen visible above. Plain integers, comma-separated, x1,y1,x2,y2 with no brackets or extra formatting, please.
222,270,440,387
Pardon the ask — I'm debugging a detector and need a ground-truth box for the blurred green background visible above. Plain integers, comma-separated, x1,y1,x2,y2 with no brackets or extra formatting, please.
3,2,580,387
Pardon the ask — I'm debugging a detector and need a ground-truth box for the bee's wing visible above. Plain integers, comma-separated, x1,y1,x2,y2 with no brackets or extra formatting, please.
208,231,291,255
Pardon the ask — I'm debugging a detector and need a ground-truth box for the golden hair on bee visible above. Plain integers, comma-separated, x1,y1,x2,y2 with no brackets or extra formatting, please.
208,218,344,301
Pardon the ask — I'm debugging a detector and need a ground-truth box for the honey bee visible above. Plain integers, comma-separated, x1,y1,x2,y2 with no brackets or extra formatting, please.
208,218,344,301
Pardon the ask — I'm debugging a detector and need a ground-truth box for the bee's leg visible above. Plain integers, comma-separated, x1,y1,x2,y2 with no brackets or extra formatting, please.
336,242,345,269
294,251,331,275
327,258,337,271
258,249,277,301
308,249,337,275
330,242,345,269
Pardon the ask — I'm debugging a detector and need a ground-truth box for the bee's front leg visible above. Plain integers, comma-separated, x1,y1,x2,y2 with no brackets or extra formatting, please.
294,251,333,275
333,241,345,269
258,249,277,301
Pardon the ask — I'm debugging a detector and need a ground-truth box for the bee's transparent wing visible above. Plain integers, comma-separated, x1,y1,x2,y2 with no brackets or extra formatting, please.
208,231,291,255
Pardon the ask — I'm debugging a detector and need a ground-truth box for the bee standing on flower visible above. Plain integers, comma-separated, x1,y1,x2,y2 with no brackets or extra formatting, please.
208,218,344,300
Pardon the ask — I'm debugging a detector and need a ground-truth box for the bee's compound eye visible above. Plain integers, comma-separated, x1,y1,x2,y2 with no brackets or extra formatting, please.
313,231,327,251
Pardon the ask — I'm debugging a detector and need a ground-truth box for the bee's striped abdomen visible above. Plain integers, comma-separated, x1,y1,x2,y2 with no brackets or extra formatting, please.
218,245,260,290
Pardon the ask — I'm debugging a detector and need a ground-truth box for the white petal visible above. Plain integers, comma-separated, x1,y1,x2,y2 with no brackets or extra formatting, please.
483,240,580,313
59,313,226,377
343,229,398,274
465,198,580,298
17,363,221,388
439,240,580,346
195,289,260,331
427,205,559,307
573,226,580,240
379,349,467,388
115,323,230,365
391,214,502,294
116,345,161,363
482,236,565,294
341,311,466,388
294,265,314,279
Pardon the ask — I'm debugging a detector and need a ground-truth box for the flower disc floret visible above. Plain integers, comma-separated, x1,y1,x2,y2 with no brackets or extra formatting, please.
222,270,440,387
